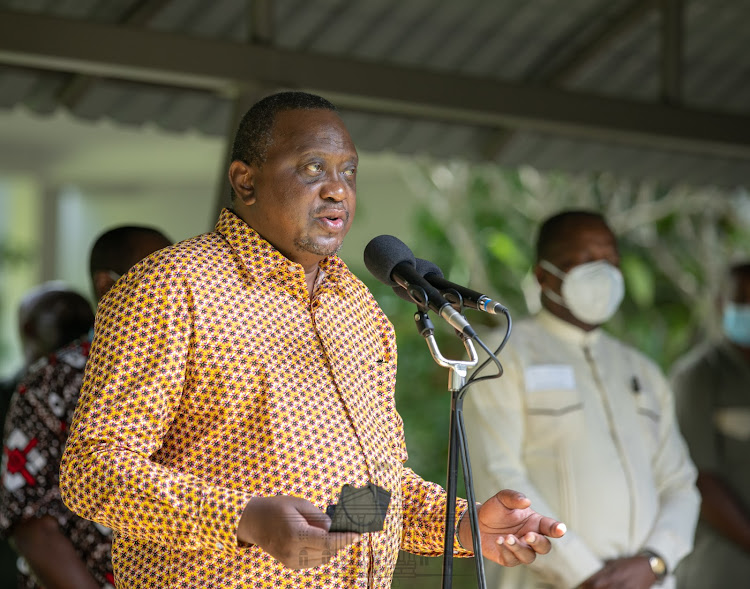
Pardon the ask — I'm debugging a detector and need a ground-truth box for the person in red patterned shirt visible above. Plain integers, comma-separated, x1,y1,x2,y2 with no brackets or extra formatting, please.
60,91,566,588
0,283,95,587
0,226,171,589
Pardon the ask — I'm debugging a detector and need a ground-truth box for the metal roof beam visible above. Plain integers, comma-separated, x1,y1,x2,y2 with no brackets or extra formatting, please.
660,0,684,105
120,0,174,26
484,0,659,159
249,0,274,45
528,0,658,85
1,9,749,159
57,0,174,110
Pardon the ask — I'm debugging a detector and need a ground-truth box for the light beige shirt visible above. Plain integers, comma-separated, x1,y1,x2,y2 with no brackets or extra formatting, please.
464,309,699,589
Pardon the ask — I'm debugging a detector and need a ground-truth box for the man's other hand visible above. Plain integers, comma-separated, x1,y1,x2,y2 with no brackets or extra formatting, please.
579,556,657,589
237,495,360,569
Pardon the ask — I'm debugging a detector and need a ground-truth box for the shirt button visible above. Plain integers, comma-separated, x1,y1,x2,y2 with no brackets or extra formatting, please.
287,265,296,273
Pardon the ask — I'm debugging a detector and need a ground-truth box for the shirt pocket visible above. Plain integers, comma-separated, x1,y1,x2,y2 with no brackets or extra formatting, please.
634,388,661,446
524,388,585,445
365,359,397,397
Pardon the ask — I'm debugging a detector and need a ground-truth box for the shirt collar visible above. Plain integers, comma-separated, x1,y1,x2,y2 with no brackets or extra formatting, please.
214,208,348,282
535,307,602,347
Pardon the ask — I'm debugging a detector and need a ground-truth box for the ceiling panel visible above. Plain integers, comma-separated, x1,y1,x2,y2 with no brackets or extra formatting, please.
0,0,746,192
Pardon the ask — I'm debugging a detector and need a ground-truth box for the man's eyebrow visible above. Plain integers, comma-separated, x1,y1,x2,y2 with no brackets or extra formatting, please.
296,148,358,163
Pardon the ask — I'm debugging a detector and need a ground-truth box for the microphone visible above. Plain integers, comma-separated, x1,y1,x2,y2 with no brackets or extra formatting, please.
393,259,508,315
390,258,441,302
417,259,508,315
364,235,476,338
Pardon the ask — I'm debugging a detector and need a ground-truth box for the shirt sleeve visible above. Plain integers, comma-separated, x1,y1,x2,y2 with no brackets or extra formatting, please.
399,466,472,557
670,357,717,471
0,361,74,537
641,359,700,573
463,345,603,588
59,256,252,553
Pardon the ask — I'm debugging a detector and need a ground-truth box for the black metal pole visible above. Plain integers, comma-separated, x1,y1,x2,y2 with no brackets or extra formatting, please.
441,389,460,588
457,397,487,588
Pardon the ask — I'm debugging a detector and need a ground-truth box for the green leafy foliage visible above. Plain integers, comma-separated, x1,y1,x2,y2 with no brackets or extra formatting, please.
620,254,655,308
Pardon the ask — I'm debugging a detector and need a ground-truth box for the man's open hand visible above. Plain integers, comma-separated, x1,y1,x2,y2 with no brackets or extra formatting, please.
458,489,566,566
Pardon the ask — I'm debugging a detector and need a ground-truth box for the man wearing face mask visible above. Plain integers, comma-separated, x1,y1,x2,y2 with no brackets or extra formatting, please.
464,210,699,589
670,262,750,589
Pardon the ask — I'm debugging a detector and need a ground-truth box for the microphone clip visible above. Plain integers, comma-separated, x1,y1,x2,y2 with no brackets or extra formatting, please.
414,310,435,338
412,310,479,391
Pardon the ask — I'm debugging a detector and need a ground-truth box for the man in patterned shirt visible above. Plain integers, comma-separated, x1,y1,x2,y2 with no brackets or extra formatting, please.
60,91,566,588
0,226,171,588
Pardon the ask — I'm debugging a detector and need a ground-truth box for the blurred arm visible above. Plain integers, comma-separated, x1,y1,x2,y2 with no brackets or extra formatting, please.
60,260,251,552
11,516,99,589
696,471,750,554
641,366,700,572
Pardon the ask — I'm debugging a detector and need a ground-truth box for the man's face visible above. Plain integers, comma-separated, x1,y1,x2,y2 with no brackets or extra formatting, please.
93,233,172,301
536,218,620,328
545,220,620,277
234,109,358,271
729,271,750,305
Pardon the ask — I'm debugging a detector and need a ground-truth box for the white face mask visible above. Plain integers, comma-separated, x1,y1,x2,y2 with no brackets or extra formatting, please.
539,259,625,325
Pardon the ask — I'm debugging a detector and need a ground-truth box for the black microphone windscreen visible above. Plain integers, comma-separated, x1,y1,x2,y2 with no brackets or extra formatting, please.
364,235,416,287
392,258,443,303
415,258,444,279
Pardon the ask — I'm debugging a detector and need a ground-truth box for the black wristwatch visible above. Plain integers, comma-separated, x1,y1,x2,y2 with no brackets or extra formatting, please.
640,550,667,583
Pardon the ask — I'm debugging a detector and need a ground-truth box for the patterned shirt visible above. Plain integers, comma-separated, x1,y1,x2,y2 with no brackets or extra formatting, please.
0,338,115,589
60,209,469,589
464,310,699,589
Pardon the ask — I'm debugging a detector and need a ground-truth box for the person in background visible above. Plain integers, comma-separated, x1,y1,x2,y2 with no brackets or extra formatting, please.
671,261,750,588
0,282,94,587
16,283,94,370
0,226,171,589
464,209,700,589
1,282,94,423
59,91,566,589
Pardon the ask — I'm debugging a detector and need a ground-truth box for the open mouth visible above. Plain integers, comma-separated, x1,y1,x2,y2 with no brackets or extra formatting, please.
316,210,347,230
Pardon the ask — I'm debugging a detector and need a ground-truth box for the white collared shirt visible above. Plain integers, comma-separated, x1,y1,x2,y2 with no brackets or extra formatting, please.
464,309,699,589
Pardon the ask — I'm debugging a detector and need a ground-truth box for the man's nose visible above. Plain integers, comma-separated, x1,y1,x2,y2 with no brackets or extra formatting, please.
321,176,351,201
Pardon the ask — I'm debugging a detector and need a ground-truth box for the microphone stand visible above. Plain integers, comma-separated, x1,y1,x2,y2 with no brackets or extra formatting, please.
412,310,486,589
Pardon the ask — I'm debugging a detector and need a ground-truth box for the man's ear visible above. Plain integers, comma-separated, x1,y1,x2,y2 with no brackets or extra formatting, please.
228,160,255,205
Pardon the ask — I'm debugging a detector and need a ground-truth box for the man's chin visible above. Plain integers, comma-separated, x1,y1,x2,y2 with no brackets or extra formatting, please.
295,237,344,258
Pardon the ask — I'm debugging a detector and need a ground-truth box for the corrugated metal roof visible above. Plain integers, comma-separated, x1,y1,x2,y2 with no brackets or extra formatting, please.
0,0,748,189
